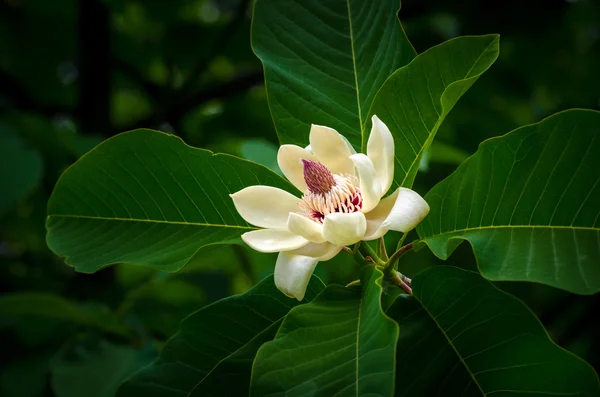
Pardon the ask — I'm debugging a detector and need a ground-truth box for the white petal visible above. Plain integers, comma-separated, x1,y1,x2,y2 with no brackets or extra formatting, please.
241,229,309,253
309,124,355,176
287,213,327,243
340,134,357,155
381,188,430,233
230,186,299,229
289,242,343,260
349,153,381,213
322,212,367,246
274,252,319,301
367,115,395,195
277,144,318,193
362,188,399,240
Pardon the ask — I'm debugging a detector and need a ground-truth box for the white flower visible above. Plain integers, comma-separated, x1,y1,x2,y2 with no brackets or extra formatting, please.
230,116,430,300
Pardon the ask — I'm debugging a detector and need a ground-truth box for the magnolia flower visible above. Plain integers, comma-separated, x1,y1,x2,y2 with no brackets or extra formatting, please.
230,116,429,300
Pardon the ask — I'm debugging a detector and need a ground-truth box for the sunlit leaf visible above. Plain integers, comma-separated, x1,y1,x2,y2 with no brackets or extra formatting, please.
46,129,294,273
389,266,600,396
252,0,416,149
117,275,325,397
417,110,600,294
370,35,499,188
250,265,397,397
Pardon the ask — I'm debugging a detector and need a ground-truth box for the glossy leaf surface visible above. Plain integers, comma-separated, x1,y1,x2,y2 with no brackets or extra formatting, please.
117,275,325,397
46,129,294,273
252,0,415,149
388,266,600,396
417,110,600,294
370,35,499,188
250,265,398,397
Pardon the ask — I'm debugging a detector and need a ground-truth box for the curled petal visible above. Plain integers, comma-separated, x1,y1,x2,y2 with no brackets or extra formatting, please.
349,153,381,212
230,186,300,229
290,242,343,260
362,188,400,241
381,188,430,233
287,213,327,243
277,144,318,193
309,124,355,176
367,115,395,195
322,212,367,246
274,252,319,301
241,229,309,253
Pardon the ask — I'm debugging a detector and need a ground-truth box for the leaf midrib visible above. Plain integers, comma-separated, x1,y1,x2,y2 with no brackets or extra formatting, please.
417,299,487,397
345,0,363,142
398,36,499,187
424,224,599,240
47,214,257,230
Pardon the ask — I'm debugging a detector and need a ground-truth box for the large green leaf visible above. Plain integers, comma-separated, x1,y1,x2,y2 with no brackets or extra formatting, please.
370,35,499,188
252,0,416,150
250,265,398,396
0,127,43,216
116,275,325,397
388,266,600,396
417,110,600,294
46,129,294,273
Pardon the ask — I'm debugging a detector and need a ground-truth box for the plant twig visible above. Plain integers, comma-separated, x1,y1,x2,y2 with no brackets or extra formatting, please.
390,270,413,295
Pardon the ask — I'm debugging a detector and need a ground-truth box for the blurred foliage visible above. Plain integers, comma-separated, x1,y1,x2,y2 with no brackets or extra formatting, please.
1,0,599,395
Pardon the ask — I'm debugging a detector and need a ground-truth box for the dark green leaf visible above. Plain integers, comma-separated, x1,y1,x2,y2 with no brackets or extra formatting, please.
388,266,600,396
0,127,43,216
1,351,51,397
0,292,131,337
117,274,325,397
46,129,294,273
252,0,416,149
370,35,499,188
417,110,600,294
250,265,398,397
52,339,154,397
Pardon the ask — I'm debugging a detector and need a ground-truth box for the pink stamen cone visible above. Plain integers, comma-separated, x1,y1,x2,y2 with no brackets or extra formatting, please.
302,160,336,195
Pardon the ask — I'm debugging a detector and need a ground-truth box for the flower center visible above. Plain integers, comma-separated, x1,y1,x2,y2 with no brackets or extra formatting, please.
298,160,362,223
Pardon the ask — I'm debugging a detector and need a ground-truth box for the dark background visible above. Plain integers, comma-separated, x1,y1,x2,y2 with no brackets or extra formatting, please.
1,0,599,396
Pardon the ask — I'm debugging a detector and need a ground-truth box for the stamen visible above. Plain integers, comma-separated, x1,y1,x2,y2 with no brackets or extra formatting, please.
302,160,336,195
298,172,363,224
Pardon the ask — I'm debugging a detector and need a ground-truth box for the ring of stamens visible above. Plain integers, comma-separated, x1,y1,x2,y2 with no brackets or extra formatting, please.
298,160,362,223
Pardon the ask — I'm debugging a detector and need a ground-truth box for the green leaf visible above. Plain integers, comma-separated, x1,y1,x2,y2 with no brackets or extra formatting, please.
0,127,43,216
1,351,51,397
250,265,398,397
46,129,294,273
252,0,416,149
0,292,131,337
116,275,325,397
240,138,282,175
417,110,600,294
52,339,154,397
388,266,600,396
369,35,499,188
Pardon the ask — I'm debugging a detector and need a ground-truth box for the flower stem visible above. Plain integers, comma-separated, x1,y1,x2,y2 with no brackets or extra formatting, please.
359,242,386,266
395,232,408,252
387,242,413,270
378,237,388,261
